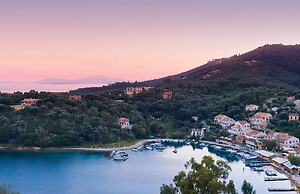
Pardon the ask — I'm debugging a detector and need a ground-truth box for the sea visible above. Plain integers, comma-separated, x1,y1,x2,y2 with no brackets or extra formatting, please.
0,145,296,194
0,83,104,93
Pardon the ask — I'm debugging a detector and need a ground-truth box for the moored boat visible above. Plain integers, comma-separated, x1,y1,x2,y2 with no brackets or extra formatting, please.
253,167,264,172
265,170,277,176
112,151,129,161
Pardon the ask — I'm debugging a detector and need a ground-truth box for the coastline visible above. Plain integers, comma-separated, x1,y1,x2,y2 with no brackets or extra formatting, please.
0,139,159,153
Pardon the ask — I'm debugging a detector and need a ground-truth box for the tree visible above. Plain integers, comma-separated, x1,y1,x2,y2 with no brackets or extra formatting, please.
262,140,279,151
241,180,256,194
160,184,178,194
160,156,235,194
288,155,300,166
226,180,238,194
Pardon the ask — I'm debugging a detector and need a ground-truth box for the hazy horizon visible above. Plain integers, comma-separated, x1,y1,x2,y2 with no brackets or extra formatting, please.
1,0,300,82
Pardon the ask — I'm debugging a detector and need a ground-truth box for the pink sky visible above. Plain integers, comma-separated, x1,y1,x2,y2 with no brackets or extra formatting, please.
0,0,300,82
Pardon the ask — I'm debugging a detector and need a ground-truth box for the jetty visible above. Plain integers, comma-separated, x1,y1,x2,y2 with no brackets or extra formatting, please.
265,177,289,181
268,188,297,192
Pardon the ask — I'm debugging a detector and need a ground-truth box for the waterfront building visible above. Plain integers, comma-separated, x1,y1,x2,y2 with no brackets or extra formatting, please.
256,150,275,160
246,138,263,150
214,114,236,129
274,132,299,148
229,120,251,135
190,128,205,139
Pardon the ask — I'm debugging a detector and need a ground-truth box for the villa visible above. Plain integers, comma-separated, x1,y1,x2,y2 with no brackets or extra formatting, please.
246,130,267,140
69,95,82,101
21,98,39,107
162,91,173,99
214,114,236,129
245,104,259,111
250,112,272,130
229,121,251,136
125,87,153,97
118,117,132,129
190,128,205,139
274,133,299,148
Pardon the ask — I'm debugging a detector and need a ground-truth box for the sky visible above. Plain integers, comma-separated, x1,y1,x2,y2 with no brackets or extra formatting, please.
0,0,300,83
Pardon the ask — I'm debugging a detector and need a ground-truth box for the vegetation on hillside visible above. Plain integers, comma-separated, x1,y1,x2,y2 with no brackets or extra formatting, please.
1,45,300,147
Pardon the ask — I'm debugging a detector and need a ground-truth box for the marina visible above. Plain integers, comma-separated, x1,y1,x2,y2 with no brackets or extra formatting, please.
0,142,297,194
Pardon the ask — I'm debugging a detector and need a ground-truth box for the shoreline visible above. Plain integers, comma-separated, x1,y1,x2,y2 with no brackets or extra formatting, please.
0,139,159,153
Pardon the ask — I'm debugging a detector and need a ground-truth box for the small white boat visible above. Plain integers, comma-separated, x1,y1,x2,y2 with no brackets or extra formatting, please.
253,167,264,172
227,149,237,154
265,170,277,176
131,148,139,152
112,151,129,161
155,144,165,151
199,143,206,147
145,146,153,151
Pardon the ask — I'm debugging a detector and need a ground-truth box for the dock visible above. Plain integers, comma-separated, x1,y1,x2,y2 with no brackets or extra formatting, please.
268,188,297,192
265,177,289,181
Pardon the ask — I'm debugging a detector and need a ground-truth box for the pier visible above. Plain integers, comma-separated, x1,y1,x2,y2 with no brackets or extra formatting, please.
268,188,297,192
265,177,289,181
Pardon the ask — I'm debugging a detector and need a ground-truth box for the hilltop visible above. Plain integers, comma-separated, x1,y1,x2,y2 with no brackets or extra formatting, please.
73,44,300,94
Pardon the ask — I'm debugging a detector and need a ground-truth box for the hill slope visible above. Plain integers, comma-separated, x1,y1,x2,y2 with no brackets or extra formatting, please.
73,44,300,94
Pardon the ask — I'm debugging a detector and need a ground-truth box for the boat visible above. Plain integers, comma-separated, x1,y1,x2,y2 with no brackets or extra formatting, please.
253,167,264,172
245,155,258,160
112,151,129,161
137,146,144,151
227,149,237,154
131,148,139,152
265,170,277,176
113,154,128,161
173,149,177,153
198,143,206,147
155,144,165,151
145,146,153,151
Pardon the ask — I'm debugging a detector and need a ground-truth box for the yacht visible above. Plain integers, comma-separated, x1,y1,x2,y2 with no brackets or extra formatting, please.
265,170,277,176
112,151,129,161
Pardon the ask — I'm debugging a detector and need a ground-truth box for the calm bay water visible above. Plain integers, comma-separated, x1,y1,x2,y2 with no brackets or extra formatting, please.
0,83,103,93
0,146,296,194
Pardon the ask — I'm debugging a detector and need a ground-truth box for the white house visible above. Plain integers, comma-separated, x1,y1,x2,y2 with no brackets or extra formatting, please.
250,112,272,130
214,114,236,129
274,133,299,148
190,128,205,139
245,104,259,111
229,121,251,135
246,130,267,141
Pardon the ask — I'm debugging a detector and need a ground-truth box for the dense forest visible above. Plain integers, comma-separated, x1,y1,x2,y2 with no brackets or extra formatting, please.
1,44,300,147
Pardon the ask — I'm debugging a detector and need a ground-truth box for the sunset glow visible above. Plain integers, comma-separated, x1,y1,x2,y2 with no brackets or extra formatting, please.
0,0,300,82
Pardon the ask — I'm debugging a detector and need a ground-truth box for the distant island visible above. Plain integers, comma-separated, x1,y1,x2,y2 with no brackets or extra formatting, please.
38,76,123,84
